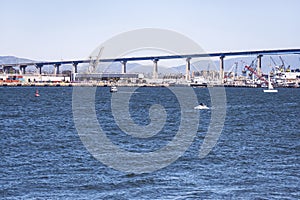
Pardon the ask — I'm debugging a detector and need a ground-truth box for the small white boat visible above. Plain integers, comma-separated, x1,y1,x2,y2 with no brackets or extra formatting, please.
194,103,209,110
110,86,118,92
263,74,278,93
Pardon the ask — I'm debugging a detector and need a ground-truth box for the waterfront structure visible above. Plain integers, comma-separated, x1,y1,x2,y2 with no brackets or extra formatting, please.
1,48,300,87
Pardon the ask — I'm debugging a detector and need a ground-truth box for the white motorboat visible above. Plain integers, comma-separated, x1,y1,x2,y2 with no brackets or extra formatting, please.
194,103,209,110
110,86,118,92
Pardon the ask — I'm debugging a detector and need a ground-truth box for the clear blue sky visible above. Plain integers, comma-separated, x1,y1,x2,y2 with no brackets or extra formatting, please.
1,0,300,61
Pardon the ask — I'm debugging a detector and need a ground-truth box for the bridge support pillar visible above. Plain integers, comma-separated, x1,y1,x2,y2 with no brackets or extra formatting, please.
3,66,7,74
72,62,78,81
257,55,262,76
54,64,61,75
185,57,191,81
152,58,158,79
35,64,43,75
121,61,127,74
20,65,27,74
220,55,225,83
73,63,78,73
3,66,13,74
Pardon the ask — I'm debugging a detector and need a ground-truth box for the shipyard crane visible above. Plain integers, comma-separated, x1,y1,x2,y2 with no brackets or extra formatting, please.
270,56,277,66
279,56,291,72
88,47,104,73
270,56,283,73
279,56,286,72
244,65,268,84
244,59,268,84
286,65,291,72
241,60,247,75
245,59,257,78
227,62,238,79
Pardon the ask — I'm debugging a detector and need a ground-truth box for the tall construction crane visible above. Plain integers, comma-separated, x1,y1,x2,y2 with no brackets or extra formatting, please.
244,65,268,84
245,59,257,78
279,56,286,72
270,56,277,66
227,62,238,79
279,56,291,72
241,60,247,75
88,47,104,73
269,56,278,74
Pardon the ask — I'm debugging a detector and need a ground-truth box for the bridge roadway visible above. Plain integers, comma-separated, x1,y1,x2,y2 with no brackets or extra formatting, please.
2,48,300,82
2,48,300,66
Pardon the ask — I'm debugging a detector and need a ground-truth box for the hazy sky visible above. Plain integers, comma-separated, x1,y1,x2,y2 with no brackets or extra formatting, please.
1,0,300,61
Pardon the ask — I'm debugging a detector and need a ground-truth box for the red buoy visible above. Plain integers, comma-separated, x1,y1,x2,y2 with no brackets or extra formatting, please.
35,89,40,97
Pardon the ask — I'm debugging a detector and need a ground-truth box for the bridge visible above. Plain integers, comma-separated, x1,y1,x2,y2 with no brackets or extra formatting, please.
2,48,300,82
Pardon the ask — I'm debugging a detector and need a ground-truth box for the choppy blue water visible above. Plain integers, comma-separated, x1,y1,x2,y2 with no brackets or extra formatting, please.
1,87,299,199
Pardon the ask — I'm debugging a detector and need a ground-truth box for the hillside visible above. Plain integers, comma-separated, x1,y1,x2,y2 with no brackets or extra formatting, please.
0,56,35,64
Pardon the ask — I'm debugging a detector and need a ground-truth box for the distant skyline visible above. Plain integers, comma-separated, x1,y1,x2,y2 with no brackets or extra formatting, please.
1,0,300,61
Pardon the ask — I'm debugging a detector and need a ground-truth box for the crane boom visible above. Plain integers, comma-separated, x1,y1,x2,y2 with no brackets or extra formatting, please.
270,56,277,66
88,47,104,73
244,65,268,84
279,56,286,71
279,56,285,67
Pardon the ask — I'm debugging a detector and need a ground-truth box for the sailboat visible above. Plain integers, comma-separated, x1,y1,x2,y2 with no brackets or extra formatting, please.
263,74,278,93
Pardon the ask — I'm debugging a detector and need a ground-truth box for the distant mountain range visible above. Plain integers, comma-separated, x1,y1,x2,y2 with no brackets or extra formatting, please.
1,54,300,75
0,56,35,64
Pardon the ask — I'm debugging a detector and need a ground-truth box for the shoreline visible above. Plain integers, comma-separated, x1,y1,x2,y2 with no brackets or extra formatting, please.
0,82,298,88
